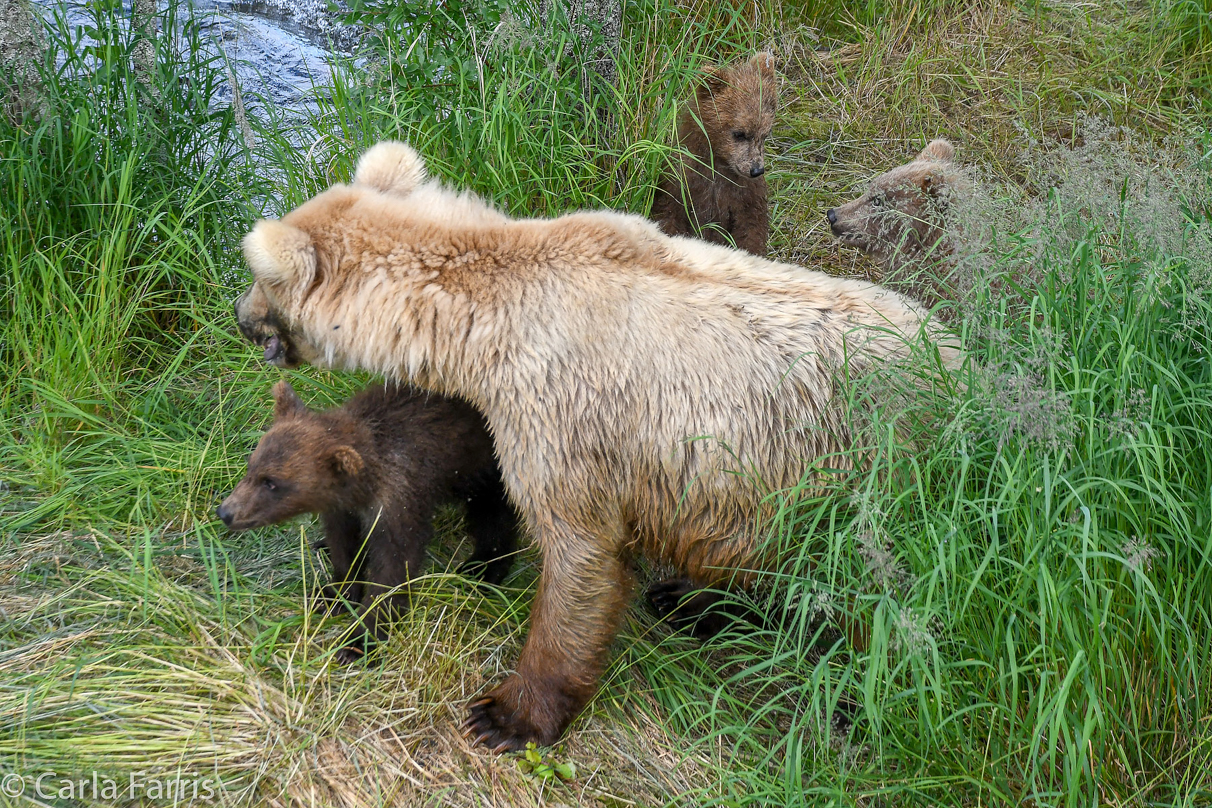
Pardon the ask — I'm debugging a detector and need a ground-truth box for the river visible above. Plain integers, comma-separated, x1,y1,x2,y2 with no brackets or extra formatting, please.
30,0,358,115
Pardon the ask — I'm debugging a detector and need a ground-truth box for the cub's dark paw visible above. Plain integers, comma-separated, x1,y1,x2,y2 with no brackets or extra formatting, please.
314,585,344,616
315,581,365,616
333,643,365,665
332,633,378,666
459,556,513,586
646,577,695,619
647,578,735,641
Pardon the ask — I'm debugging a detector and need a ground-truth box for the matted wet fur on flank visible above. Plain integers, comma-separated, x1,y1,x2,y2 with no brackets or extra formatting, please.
232,140,959,751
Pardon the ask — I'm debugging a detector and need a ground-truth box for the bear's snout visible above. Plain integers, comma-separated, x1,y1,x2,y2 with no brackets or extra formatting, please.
827,208,838,226
749,165,765,178
216,502,234,527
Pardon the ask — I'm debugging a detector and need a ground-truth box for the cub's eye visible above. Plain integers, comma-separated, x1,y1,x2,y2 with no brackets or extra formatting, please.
870,195,884,208
732,130,748,141
262,478,278,492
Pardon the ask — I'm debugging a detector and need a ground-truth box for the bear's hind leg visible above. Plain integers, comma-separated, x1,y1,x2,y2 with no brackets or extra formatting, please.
463,513,631,751
460,472,518,585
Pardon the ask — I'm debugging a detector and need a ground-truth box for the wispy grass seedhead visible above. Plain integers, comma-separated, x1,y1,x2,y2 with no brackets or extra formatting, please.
949,115,1212,315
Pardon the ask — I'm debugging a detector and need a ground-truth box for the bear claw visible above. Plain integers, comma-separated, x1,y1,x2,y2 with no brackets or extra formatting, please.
647,578,694,618
334,644,365,665
461,696,530,753
314,584,357,616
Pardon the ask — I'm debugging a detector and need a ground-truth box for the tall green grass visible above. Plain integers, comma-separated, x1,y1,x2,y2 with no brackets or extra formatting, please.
0,0,276,530
638,202,1212,804
259,0,783,218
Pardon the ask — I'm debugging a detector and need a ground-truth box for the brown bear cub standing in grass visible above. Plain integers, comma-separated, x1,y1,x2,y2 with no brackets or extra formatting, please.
827,139,967,310
217,381,517,662
232,141,958,751
650,52,777,256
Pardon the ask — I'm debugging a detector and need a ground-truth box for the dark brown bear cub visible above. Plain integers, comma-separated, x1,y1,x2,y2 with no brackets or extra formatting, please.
649,52,778,256
217,381,517,662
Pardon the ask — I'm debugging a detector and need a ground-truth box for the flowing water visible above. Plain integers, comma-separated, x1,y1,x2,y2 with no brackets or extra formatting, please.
31,0,359,114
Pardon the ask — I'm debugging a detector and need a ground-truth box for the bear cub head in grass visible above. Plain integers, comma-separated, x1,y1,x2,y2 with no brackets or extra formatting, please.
827,139,966,270
700,52,778,180
216,381,365,531
649,52,779,255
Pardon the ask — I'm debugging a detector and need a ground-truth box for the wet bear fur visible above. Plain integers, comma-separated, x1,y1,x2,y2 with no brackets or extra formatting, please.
230,140,959,749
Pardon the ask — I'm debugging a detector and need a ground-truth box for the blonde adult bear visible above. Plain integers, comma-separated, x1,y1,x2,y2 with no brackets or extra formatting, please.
234,141,959,751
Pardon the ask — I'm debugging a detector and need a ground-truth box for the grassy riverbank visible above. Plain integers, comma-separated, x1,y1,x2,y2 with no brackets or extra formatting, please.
2,0,1210,805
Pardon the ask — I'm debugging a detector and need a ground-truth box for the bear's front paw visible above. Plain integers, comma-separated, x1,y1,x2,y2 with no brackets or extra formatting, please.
333,644,365,665
461,676,561,753
332,631,379,666
314,584,347,616
461,698,532,753
646,577,695,619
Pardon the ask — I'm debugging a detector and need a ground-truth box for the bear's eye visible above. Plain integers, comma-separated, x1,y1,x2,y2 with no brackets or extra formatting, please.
262,478,278,492
871,195,884,208
732,130,748,141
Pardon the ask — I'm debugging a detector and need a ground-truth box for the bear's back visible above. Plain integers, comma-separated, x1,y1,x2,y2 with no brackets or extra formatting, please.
339,383,497,495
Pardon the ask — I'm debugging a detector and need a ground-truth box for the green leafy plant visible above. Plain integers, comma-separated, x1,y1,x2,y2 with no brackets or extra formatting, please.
516,742,577,782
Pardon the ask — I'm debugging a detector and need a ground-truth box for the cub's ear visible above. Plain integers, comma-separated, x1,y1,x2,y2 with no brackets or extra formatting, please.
700,63,729,96
272,380,307,419
752,51,775,78
354,141,427,196
243,220,315,293
331,445,364,477
918,139,955,163
920,171,950,208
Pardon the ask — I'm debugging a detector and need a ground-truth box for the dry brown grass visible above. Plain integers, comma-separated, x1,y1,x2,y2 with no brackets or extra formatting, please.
0,526,718,806
3,0,1209,804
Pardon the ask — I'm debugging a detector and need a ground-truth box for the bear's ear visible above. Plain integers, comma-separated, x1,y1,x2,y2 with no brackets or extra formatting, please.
354,141,427,197
700,63,729,96
918,139,955,163
331,445,364,477
751,51,775,79
272,380,307,419
920,171,941,191
243,220,316,293
919,171,956,210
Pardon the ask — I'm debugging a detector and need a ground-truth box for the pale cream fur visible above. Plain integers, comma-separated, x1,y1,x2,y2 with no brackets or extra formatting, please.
354,140,428,196
238,140,960,747
243,219,316,292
